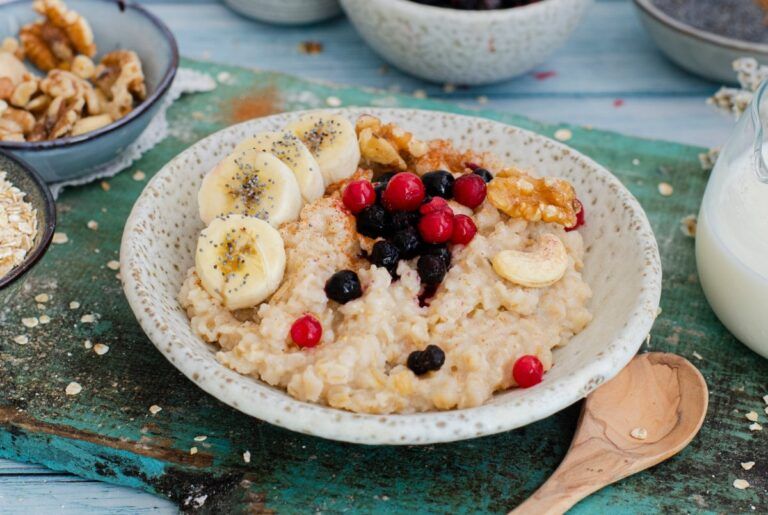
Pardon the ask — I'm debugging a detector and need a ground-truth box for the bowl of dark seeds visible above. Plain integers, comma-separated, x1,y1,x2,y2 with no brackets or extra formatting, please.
634,0,768,83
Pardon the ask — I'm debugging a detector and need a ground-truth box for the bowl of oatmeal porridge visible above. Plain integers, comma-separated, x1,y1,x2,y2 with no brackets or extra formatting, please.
0,149,55,289
121,108,661,445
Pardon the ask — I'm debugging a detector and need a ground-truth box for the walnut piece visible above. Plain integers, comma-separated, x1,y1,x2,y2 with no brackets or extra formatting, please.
33,0,95,57
356,114,428,170
1,37,25,61
93,50,146,120
487,167,578,227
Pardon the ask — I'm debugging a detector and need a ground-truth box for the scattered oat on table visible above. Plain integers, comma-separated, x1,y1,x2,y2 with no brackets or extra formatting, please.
476,95,488,104
80,314,96,323
34,293,49,303
693,351,703,360
52,232,68,244
84,339,92,349
149,405,162,415
412,89,427,99
658,182,674,196
39,314,50,324
69,301,80,309
194,435,207,442
243,450,251,464
0,172,38,278
763,395,768,405
132,170,146,181
21,317,38,328
325,96,341,107
93,343,109,355
741,461,755,471
107,260,120,271
100,181,110,191
733,479,750,490
630,427,648,440
632,158,640,166
190,447,198,455
65,382,82,396
554,128,572,141
746,411,759,422
443,83,455,93
13,335,28,345
680,215,697,237
749,422,763,431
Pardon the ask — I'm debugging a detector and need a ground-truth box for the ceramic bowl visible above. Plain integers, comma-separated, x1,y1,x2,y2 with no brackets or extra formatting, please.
339,0,592,85
121,108,661,445
0,149,55,290
0,0,178,183
634,0,768,84
224,0,341,25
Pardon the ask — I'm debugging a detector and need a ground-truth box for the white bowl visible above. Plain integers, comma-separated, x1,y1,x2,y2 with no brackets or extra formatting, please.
339,0,592,85
121,108,661,445
223,0,341,25
633,0,768,84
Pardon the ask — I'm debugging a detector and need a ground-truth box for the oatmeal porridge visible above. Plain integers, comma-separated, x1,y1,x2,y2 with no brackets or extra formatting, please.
0,171,38,278
179,112,592,414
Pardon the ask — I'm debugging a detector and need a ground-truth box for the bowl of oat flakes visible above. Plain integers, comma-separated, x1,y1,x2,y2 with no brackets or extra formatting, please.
121,108,661,445
0,0,178,182
0,149,55,289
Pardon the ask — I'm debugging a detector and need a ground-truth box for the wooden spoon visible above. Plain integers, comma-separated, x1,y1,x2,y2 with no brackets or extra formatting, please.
511,352,708,515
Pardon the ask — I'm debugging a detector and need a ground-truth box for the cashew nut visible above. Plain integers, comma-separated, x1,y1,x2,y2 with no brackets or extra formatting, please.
70,113,111,136
491,233,568,288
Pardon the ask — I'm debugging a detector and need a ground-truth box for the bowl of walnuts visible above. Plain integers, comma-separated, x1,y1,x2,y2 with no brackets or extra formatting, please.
0,0,178,182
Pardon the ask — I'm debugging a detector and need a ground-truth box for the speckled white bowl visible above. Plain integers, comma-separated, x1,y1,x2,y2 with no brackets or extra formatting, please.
121,108,661,445
339,0,592,85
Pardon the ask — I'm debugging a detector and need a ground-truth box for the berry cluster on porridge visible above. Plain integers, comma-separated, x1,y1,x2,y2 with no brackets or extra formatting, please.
179,112,592,414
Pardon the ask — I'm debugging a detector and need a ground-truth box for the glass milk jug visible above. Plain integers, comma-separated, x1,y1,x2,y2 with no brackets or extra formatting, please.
696,80,768,359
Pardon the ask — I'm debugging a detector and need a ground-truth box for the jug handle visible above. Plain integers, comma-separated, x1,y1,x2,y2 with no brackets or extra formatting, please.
751,79,768,183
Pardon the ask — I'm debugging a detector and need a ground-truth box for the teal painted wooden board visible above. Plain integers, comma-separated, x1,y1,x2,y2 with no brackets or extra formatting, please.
0,58,765,513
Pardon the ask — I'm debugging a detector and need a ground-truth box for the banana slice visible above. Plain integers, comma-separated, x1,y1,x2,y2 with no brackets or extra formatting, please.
286,113,361,186
195,214,286,310
198,148,302,227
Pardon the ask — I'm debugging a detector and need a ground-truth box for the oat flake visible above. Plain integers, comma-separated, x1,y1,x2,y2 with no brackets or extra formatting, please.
733,479,750,490
630,427,648,440
21,317,38,328
84,339,92,349
80,314,96,323
243,450,251,463
34,293,49,303
680,215,697,237
13,335,28,345
325,96,342,107
69,301,80,309
749,422,762,431
693,351,703,360
132,170,146,181
149,405,162,414
65,382,82,396
658,182,674,196
746,411,758,422
87,220,98,230
190,447,198,455
741,461,755,470
554,128,572,141
194,435,207,442
93,343,109,355
107,260,120,271
39,314,50,324
763,395,768,405
52,232,68,244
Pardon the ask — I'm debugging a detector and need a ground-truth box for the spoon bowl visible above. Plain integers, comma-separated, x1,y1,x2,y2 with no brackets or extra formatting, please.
512,352,708,514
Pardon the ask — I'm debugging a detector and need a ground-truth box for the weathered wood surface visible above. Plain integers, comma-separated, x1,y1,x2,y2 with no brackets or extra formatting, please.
0,57,765,513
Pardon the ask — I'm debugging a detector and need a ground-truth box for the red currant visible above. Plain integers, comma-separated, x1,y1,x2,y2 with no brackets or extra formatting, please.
450,214,477,245
418,209,454,244
290,314,323,348
382,172,425,211
419,197,451,215
565,199,585,232
512,355,544,388
453,174,487,209
342,180,375,214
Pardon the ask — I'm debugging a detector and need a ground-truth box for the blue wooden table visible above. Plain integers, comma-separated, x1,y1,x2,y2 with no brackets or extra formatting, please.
0,0,737,511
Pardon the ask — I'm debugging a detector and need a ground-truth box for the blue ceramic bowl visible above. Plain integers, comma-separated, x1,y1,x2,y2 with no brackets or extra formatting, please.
0,0,178,183
0,149,55,290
